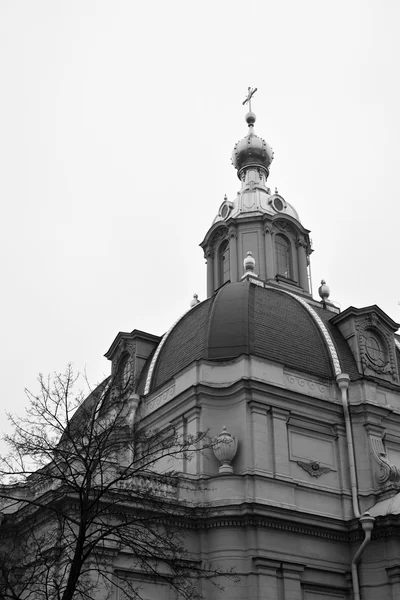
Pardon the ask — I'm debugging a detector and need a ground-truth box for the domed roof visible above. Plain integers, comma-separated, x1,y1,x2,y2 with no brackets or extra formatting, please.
141,281,360,395
231,112,274,177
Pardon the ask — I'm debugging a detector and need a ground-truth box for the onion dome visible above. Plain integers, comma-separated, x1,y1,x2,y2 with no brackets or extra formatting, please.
231,112,274,179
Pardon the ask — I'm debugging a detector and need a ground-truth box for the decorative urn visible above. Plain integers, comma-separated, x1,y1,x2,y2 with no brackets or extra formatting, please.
212,426,238,475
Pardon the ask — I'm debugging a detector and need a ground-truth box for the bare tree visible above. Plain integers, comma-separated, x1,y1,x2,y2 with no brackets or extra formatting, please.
0,366,229,600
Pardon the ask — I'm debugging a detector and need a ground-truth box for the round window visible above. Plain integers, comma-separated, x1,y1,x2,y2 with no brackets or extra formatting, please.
221,204,230,219
273,197,284,212
365,335,385,366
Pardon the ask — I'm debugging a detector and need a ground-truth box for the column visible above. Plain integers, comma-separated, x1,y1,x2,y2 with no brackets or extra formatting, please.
206,250,214,297
271,407,291,478
213,252,219,291
229,227,238,282
264,226,275,281
248,401,272,473
281,563,304,600
253,558,282,600
296,237,309,292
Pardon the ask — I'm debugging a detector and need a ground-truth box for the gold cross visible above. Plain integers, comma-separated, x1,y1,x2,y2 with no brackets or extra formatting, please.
242,87,258,112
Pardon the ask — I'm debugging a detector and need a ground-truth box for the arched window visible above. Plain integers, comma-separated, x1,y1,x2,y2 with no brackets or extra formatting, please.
275,234,292,279
118,353,131,389
219,240,230,286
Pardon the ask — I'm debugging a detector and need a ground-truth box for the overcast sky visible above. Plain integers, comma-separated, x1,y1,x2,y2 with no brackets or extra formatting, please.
1,1,399,434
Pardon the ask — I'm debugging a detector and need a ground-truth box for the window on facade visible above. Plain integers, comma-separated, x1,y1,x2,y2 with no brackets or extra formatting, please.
219,240,230,286
119,354,131,389
365,332,386,367
275,234,292,279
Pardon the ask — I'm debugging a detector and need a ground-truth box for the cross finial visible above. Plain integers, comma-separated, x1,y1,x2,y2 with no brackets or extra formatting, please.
242,87,258,112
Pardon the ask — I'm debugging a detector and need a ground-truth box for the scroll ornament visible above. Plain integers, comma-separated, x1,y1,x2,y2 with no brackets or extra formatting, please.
370,435,400,490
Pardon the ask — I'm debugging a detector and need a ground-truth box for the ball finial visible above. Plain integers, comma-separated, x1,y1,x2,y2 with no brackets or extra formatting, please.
190,293,200,308
318,280,330,302
244,251,256,273
245,111,256,127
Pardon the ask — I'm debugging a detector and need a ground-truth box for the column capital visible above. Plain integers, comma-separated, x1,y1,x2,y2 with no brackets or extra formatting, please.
248,400,271,414
271,406,290,421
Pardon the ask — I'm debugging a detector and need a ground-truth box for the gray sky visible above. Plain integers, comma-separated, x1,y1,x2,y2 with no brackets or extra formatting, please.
1,1,399,433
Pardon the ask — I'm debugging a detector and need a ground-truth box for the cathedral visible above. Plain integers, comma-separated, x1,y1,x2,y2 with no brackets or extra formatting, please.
2,90,400,600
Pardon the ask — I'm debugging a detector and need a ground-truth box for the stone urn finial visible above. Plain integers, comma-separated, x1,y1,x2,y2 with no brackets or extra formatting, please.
212,426,238,475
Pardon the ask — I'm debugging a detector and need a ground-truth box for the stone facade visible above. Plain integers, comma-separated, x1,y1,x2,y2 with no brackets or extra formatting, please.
2,105,400,600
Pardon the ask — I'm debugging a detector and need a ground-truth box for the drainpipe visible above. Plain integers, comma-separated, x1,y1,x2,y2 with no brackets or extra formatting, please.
336,373,360,518
336,373,375,599
351,513,375,600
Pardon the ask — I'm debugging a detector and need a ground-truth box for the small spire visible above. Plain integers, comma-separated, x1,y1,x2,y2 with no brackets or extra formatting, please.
190,293,200,308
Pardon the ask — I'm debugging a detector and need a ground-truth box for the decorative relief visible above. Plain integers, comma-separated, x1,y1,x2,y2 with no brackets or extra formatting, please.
297,460,332,478
289,429,335,471
144,384,175,416
275,220,288,230
285,373,330,400
370,435,400,490
118,474,178,499
295,236,307,249
356,315,397,381
211,227,228,246
263,225,275,236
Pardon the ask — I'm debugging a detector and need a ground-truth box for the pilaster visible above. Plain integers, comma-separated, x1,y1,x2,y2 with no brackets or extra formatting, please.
264,225,275,281
248,401,272,473
229,227,238,283
296,237,309,293
206,250,214,297
271,407,291,478
281,562,305,600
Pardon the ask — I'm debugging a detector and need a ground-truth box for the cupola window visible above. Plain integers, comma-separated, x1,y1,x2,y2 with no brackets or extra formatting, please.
275,234,292,279
219,240,230,286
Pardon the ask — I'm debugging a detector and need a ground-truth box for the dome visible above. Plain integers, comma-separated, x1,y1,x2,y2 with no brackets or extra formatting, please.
231,112,274,177
141,281,359,395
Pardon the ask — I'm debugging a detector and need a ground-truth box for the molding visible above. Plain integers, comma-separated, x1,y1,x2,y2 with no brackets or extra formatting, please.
142,383,176,416
386,565,400,583
284,372,332,401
